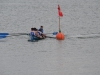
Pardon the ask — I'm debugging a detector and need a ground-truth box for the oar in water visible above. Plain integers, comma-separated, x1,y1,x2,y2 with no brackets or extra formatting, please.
0,33,28,36
0,33,28,39
0,32,58,36
0,35,8,39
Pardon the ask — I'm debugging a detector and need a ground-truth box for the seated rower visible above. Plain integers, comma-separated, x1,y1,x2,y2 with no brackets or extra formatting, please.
30,28,43,41
37,30,46,38
38,26,46,38
38,26,43,33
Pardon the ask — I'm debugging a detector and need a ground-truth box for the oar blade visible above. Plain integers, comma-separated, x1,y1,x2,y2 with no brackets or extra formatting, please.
0,35,7,39
53,32,58,35
0,33,9,35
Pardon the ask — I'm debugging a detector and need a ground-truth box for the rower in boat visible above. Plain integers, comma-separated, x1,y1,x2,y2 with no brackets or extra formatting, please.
38,26,43,33
37,30,46,38
38,26,47,38
29,28,43,41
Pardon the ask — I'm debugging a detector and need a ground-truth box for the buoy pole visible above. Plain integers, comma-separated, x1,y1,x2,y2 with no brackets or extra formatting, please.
59,16,61,33
56,5,65,40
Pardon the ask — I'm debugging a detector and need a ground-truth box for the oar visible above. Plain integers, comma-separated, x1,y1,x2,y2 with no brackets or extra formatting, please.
1,33,29,35
0,32,58,39
0,32,58,36
45,32,58,35
0,33,29,39
46,36,56,38
0,35,8,39
0,33,9,35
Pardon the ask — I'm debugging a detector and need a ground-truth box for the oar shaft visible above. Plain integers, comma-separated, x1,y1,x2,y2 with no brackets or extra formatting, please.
45,32,58,35
9,33,29,36
46,36,56,38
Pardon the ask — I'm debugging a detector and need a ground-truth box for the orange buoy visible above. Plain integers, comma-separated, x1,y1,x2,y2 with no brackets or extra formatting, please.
56,32,65,40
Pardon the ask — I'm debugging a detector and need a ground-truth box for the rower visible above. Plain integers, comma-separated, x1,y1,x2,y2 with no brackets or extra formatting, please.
30,28,43,40
37,30,46,38
38,26,43,33
30,28,36,40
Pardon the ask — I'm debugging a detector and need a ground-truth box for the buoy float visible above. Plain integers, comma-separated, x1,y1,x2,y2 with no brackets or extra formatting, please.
56,32,65,40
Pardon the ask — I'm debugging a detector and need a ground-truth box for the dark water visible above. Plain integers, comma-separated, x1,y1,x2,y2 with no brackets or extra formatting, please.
0,0,100,75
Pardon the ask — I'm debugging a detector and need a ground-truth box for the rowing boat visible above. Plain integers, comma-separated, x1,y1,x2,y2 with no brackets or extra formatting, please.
28,35,45,42
28,38,45,42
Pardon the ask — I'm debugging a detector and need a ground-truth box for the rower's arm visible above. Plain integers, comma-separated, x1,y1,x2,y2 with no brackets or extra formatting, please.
35,32,42,38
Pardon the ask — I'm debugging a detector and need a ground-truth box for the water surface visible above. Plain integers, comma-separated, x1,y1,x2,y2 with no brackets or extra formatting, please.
0,0,100,75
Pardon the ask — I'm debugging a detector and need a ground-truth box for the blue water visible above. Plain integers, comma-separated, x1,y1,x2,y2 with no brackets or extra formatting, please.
0,0,100,75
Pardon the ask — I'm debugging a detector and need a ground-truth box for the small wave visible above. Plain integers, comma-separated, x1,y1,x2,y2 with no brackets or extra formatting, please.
67,33,100,39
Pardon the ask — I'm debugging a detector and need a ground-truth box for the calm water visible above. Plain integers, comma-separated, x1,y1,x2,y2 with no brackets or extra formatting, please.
0,0,100,75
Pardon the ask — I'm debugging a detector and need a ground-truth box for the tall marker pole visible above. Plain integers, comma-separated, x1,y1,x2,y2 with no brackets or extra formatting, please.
59,16,61,32
56,5,65,40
